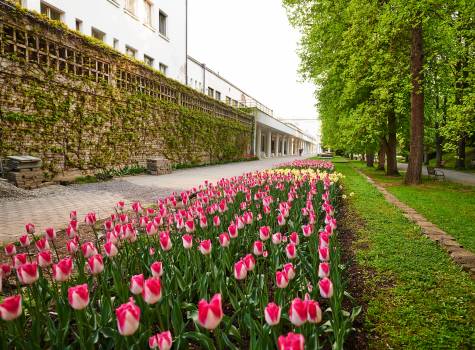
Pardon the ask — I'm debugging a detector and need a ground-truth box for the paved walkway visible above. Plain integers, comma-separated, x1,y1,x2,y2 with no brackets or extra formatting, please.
398,163,475,186
0,156,305,243
356,168,475,280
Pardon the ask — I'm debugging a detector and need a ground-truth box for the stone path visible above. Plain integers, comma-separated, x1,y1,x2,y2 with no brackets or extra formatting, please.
398,163,475,186
356,168,475,280
0,156,305,243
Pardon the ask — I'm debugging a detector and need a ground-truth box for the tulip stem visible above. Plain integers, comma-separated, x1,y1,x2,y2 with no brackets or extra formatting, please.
76,310,86,350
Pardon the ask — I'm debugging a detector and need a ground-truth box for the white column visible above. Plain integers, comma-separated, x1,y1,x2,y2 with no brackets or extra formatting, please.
266,130,272,158
276,134,281,156
290,138,294,155
256,127,262,159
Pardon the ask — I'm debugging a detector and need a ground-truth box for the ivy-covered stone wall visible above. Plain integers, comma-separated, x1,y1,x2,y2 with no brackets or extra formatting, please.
0,3,254,176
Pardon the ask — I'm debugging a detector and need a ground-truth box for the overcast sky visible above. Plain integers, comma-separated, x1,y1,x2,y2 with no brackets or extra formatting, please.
188,0,319,137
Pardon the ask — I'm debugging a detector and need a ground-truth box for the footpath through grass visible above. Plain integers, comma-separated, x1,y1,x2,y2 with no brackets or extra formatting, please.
336,162,475,349
352,161,475,253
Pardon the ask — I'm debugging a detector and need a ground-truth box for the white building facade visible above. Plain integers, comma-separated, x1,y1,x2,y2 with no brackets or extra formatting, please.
17,0,188,84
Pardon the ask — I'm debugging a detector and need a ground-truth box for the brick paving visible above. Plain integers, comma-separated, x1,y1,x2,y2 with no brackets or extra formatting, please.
0,155,305,243
356,168,475,280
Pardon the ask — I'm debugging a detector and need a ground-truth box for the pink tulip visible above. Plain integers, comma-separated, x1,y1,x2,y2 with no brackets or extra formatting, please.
104,241,119,258
197,293,223,330
285,243,297,259
213,215,221,227
182,234,193,249
66,225,77,239
13,253,27,268
277,214,286,226
219,233,230,247
289,232,299,245
17,262,39,285
259,226,271,241
243,254,255,271
159,232,172,251
87,255,104,275
68,284,90,310
116,201,125,210
52,257,73,282
253,240,264,256
5,243,16,256
25,223,35,234
131,201,143,213
116,298,141,336
151,261,164,278
199,240,212,255
0,295,22,321
306,299,322,324
35,237,50,252
37,250,53,268
142,277,162,304
319,277,334,298
119,214,129,224
84,212,97,225
289,297,307,326
146,222,158,236
283,263,296,280
264,302,281,326
185,220,195,233
275,270,289,288
199,216,208,229
302,224,313,237
228,224,238,238
318,246,329,262
81,242,98,258
149,330,172,350
70,210,77,220
67,239,79,254
277,332,305,350
272,233,282,245
319,232,330,248
234,260,247,280
129,274,145,295
106,231,119,244
1,264,12,278
19,235,30,247
45,227,56,241
318,262,330,278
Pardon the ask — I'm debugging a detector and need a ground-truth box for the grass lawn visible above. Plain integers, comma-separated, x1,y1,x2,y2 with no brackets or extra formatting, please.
352,161,475,253
428,146,475,172
336,162,475,349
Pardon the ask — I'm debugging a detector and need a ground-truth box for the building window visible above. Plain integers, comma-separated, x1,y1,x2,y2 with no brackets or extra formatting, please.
159,11,167,36
113,38,119,50
75,19,83,32
144,55,154,67
125,0,136,14
159,63,167,74
215,91,221,100
144,1,153,26
91,27,106,42
40,2,63,21
125,45,137,58
208,87,214,98
226,96,232,105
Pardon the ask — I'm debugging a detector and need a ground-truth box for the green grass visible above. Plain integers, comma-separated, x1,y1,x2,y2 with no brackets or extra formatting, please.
336,162,475,349
352,161,475,253
311,156,349,163
428,147,475,172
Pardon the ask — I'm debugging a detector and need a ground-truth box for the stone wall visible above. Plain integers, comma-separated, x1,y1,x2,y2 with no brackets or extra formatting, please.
0,2,254,176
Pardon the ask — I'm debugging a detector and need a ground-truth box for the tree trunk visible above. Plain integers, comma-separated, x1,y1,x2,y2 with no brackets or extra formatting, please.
366,151,374,167
455,134,466,169
405,22,424,185
377,142,385,171
386,110,399,175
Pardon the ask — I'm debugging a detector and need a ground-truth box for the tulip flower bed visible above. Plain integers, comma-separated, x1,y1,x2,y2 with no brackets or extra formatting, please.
0,165,359,349
277,160,334,172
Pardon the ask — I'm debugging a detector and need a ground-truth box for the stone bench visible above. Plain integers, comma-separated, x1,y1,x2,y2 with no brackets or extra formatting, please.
147,158,172,175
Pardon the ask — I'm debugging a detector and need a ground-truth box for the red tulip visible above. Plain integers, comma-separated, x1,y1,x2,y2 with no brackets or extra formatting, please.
146,222,158,236
19,235,30,247
130,274,144,295
277,332,305,350
37,250,53,268
318,262,330,278
131,201,143,213
264,302,281,326
151,261,164,278
289,232,299,245
234,260,247,280
149,330,172,350
199,216,208,229
45,227,56,241
253,240,264,256
84,212,97,225
302,224,313,237
25,223,35,234
104,241,118,258
319,232,330,248
197,293,223,330
319,277,334,298
13,253,27,268
5,243,16,256
283,263,296,280
182,234,193,249
219,233,230,247
119,214,129,224
198,240,212,255
285,243,297,259
142,277,162,304
87,254,104,275
35,237,50,252
259,226,271,241
289,297,307,326
81,242,98,258
17,262,39,285
185,220,195,233
275,270,289,289
116,201,125,210
227,224,238,238
159,232,172,251
243,254,255,271
70,210,77,220
213,215,221,227
52,257,73,282
318,246,329,262
0,295,22,321
0,264,12,278
116,298,141,336
306,299,322,324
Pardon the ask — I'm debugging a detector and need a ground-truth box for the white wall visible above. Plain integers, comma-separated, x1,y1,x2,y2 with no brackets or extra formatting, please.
23,0,187,83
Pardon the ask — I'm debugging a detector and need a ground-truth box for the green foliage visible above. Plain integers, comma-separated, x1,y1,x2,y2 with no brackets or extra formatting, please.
336,161,475,348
